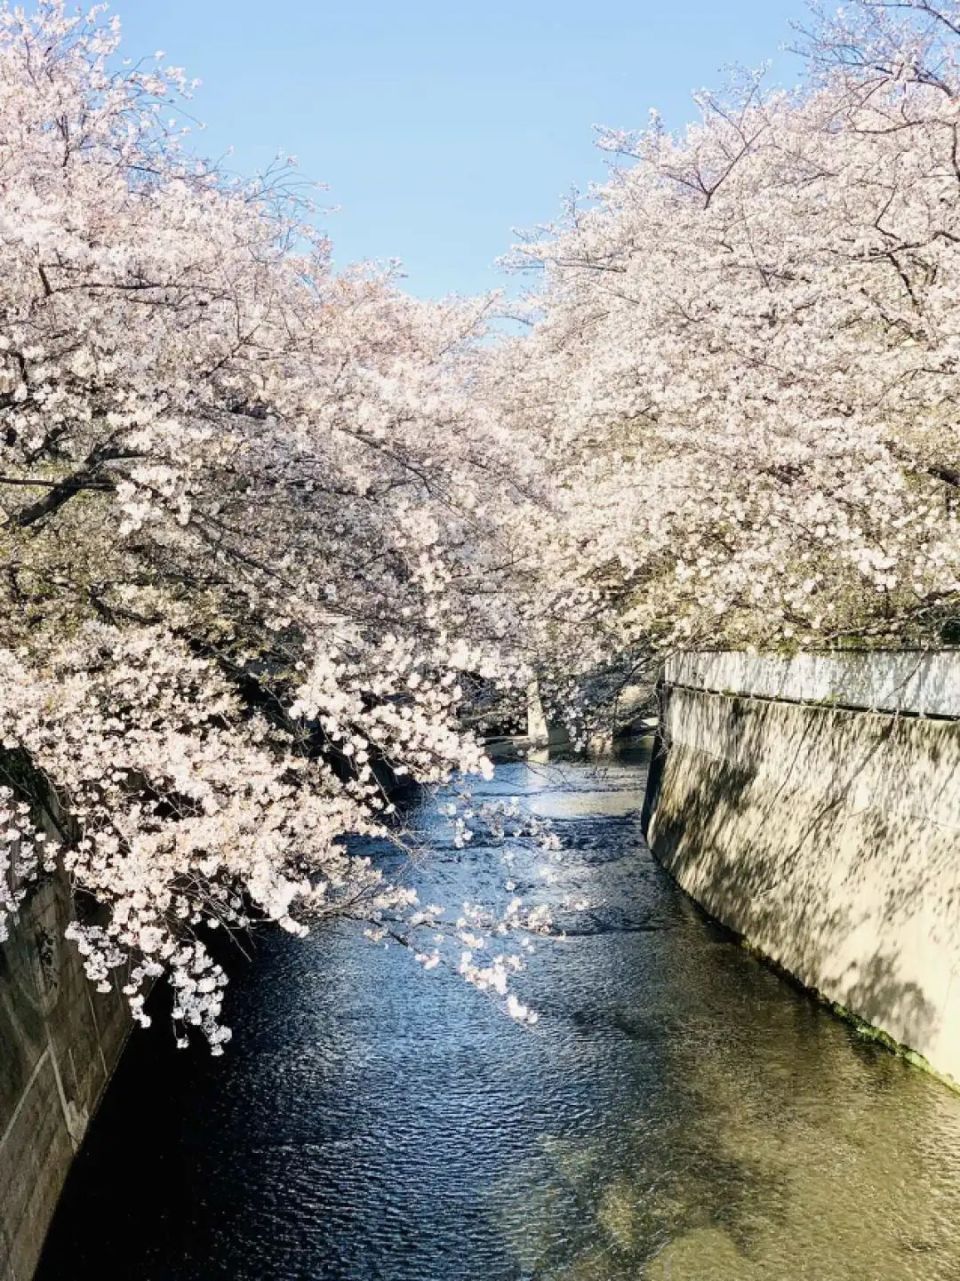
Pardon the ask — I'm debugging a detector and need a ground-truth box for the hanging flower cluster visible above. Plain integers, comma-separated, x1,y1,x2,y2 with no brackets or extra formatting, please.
0,786,59,943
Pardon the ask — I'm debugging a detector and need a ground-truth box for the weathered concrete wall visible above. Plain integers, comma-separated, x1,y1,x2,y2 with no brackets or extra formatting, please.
666,649,960,717
0,877,129,1280
646,652,960,1086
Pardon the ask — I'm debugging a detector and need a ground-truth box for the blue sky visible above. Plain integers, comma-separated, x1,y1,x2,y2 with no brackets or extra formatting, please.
111,1,804,298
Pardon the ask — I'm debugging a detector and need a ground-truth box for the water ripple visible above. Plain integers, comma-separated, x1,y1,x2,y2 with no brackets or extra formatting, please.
38,753,960,1281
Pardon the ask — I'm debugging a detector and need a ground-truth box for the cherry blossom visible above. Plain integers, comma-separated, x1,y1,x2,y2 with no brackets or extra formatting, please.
8,0,959,1048
488,0,960,713
0,2,544,1047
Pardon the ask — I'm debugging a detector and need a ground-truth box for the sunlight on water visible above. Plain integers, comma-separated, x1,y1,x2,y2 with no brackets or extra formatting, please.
39,752,960,1280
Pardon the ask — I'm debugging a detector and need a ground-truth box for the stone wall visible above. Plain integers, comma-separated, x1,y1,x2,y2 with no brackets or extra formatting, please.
0,877,129,1280
645,651,960,1086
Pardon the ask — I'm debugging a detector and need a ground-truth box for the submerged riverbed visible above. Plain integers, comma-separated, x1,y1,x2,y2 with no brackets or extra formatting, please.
38,752,960,1280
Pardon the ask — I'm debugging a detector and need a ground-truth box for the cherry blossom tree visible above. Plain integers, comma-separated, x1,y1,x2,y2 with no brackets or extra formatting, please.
0,2,548,1048
490,0,960,711
11,0,960,1050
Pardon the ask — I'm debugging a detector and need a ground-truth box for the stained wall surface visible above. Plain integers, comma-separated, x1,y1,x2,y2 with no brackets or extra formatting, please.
647,652,960,1085
0,877,128,1280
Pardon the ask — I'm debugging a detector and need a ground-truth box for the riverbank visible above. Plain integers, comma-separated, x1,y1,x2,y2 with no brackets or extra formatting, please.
645,650,960,1089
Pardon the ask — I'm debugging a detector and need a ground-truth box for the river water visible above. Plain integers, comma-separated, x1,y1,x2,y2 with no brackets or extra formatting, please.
38,752,960,1280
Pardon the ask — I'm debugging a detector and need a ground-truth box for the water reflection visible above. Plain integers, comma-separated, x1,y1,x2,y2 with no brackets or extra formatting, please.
38,753,960,1280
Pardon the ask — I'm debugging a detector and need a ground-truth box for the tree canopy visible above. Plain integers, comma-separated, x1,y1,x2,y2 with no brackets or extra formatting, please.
3,0,960,1045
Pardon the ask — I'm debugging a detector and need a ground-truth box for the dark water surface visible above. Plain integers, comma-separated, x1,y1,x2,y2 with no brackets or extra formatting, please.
38,755,960,1280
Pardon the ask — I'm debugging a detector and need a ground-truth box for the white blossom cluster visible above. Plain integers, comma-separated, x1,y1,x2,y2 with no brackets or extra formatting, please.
0,786,59,943
361,798,562,1025
453,889,553,1026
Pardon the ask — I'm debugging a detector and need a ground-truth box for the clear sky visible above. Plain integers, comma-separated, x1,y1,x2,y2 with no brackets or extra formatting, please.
109,1,804,299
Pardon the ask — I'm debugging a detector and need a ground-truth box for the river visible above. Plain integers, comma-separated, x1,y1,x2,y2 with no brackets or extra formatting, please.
37,750,960,1280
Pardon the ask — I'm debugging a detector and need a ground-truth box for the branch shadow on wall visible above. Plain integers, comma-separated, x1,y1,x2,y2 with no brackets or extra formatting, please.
647,692,960,1061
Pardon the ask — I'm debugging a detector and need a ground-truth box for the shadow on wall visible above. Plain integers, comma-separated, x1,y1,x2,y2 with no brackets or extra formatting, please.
0,876,129,1281
648,687,960,1080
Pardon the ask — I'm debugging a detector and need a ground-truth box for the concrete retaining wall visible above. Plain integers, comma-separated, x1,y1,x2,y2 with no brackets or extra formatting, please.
0,877,129,1280
646,651,960,1086
665,649,960,717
